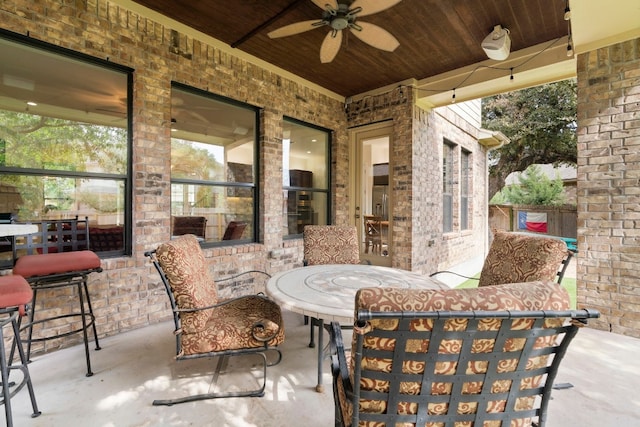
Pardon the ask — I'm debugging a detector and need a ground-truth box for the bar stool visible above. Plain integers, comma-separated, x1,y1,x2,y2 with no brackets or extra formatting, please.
13,250,102,377
0,274,41,427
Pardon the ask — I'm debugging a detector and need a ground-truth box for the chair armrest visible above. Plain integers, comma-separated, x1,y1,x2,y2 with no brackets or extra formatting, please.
429,270,478,280
329,321,353,398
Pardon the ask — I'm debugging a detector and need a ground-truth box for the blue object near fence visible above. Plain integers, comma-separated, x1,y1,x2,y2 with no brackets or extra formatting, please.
560,237,577,252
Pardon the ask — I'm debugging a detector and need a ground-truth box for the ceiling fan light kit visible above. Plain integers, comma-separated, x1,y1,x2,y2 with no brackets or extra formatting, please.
267,0,401,63
481,24,511,61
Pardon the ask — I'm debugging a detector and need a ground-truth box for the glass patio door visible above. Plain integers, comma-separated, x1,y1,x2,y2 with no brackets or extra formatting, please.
349,123,392,266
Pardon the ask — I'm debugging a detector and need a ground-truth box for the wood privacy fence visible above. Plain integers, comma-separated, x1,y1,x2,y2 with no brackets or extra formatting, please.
489,204,577,239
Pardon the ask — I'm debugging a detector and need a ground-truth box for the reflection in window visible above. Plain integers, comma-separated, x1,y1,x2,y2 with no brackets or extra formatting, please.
0,33,130,262
461,149,470,230
170,84,258,244
282,118,330,237
443,141,454,233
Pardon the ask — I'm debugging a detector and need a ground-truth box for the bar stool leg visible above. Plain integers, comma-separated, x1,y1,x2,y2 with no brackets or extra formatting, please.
77,280,93,377
0,317,14,427
24,288,39,363
82,279,101,351
1,310,41,427
10,315,40,419
23,277,101,377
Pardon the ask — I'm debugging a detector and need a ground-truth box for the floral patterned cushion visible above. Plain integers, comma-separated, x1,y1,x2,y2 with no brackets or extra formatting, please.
303,225,361,265
336,281,570,427
156,234,284,356
181,294,285,355
478,230,568,287
156,235,219,334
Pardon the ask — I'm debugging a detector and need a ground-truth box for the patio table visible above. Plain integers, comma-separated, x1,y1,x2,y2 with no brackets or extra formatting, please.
266,263,446,392
0,224,38,238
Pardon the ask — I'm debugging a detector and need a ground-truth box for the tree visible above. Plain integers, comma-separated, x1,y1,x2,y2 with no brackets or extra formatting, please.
0,111,127,218
482,79,577,200
500,164,566,206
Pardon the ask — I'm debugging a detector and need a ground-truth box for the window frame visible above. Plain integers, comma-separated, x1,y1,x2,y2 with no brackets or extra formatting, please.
0,29,133,257
282,117,332,239
169,82,261,246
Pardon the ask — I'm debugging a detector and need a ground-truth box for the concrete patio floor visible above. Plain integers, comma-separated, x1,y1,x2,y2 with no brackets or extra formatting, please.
9,304,640,427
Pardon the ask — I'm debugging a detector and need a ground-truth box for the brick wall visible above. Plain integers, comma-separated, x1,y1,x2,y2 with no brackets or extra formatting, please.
346,90,488,274
576,37,640,338
1,0,491,355
0,0,347,354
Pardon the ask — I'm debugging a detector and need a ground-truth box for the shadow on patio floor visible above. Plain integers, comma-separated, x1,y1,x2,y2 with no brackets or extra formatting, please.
11,306,640,426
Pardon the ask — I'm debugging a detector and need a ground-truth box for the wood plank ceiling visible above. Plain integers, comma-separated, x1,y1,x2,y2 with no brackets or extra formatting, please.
132,0,568,97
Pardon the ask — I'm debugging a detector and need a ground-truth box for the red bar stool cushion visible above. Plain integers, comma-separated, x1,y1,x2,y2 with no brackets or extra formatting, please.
13,250,101,279
0,274,33,315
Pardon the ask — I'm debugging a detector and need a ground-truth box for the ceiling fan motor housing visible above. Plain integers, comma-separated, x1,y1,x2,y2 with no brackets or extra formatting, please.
323,2,358,30
331,17,349,30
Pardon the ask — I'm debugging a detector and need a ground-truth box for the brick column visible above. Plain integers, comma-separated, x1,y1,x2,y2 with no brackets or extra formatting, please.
576,37,640,337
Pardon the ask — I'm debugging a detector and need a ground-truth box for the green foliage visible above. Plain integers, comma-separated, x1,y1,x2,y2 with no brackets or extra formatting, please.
502,165,566,206
0,110,127,218
0,111,127,173
482,80,577,199
489,190,509,205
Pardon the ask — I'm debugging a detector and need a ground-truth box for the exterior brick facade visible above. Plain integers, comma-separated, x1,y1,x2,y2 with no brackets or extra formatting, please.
576,37,640,338
1,0,500,355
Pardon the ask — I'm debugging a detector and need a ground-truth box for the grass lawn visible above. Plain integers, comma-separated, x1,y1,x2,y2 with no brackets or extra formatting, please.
455,275,577,309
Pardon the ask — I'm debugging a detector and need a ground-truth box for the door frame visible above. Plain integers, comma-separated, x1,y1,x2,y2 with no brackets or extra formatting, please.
348,121,394,266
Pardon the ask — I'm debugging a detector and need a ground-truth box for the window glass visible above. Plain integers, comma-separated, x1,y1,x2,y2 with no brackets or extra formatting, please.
282,118,330,237
461,150,470,230
443,142,454,233
170,84,258,244
0,34,130,263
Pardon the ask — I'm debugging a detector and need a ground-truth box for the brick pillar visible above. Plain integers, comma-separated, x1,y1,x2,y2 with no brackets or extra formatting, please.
576,37,640,337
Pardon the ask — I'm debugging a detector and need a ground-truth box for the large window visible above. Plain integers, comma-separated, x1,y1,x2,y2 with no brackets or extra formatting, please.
170,84,258,245
443,141,454,233
0,31,131,260
282,118,330,237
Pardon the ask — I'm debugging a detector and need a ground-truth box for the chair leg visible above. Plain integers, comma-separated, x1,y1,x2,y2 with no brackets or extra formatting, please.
76,280,93,377
0,317,14,427
309,318,316,348
24,288,37,363
82,279,101,351
10,315,40,419
152,350,274,406
24,278,100,377
1,311,41,427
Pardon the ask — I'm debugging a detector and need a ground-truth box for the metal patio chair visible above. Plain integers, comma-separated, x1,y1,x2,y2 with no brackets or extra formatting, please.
145,234,284,405
302,225,363,348
171,216,207,239
330,282,600,427
222,220,247,240
431,230,573,286
303,225,362,267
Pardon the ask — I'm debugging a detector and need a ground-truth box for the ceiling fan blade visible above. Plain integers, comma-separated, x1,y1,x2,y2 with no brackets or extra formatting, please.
312,0,338,10
351,0,402,17
350,21,399,52
320,30,342,63
268,20,322,38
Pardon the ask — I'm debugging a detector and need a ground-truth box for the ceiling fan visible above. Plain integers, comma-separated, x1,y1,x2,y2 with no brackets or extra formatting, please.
267,0,401,63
